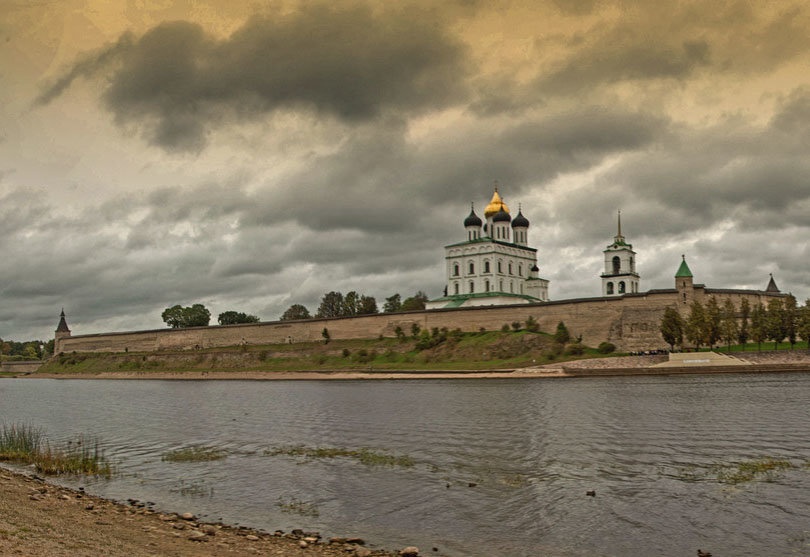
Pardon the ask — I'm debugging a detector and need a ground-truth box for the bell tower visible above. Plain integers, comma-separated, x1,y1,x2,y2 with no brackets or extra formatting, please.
601,211,640,296
54,308,71,354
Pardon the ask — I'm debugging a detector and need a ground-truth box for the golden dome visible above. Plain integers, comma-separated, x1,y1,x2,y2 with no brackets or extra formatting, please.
484,189,510,218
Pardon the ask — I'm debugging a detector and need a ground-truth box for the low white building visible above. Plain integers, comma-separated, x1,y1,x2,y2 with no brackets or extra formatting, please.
426,188,549,309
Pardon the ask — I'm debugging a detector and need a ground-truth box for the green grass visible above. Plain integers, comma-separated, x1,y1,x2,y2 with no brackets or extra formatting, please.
265,445,415,468
162,445,227,462
34,436,112,477
709,341,810,352
38,331,628,375
0,423,43,460
0,422,111,477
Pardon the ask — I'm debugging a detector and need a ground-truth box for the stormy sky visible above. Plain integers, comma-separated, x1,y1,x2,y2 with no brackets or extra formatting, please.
2,0,810,340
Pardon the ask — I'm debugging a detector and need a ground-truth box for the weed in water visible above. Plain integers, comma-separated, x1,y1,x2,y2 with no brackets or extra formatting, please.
34,436,112,477
276,496,320,517
0,423,43,461
162,445,227,463
713,457,794,484
264,446,414,468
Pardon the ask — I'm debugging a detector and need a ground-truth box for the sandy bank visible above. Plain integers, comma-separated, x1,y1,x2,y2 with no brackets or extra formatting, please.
0,468,406,556
19,362,810,380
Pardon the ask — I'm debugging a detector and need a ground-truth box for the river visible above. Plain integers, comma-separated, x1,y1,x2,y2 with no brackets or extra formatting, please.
1,373,808,556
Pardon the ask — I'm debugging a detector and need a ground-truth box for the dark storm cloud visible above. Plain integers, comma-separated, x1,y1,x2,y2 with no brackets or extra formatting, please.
37,3,469,151
548,88,810,260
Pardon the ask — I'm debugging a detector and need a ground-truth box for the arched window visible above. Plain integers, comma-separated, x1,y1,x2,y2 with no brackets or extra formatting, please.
499,279,504,291
619,281,626,294
508,263,513,275
484,261,490,273
520,283,523,294
630,256,634,271
453,264,460,276
612,256,621,274
683,292,687,303
510,281,514,293
607,282,614,295
469,281,475,293
497,261,502,273
485,279,490,291
454,283,459,295
518,265,522,277
469,262,475,274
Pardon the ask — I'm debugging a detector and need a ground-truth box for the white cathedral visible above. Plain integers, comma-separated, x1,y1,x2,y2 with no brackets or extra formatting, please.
426,188,640,309
426,188,550,309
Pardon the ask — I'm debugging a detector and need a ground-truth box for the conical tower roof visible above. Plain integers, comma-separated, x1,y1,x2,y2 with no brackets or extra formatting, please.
675,255,693,278
56,309,71,333
765,274,780,292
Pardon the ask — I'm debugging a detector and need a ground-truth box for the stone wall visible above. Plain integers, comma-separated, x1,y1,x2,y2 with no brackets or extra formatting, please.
0,361,42,373
56,287,785,355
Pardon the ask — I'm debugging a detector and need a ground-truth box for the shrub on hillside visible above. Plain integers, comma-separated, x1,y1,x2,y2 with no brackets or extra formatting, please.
342,348,351,358
511,322,522,331
525,316,539,332
565,343,585,356
501,324,510,332
394,326,406,342
597,342,616,354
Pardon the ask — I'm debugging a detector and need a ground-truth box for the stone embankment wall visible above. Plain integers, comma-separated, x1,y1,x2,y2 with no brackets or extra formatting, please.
57,287,783,355
0,361,42,373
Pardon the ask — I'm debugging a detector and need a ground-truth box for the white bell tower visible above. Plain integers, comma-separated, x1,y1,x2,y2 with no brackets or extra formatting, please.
600,211,640,296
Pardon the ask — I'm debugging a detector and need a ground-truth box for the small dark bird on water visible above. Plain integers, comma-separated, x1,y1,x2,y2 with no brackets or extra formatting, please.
697,550,712,557
586,490,596,497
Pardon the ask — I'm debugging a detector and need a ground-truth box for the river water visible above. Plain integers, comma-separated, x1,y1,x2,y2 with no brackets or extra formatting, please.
1,374,808,556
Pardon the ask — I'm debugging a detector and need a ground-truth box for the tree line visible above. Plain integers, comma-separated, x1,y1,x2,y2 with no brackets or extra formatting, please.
159,290,430,329
280,291,428,321
0,338,54,360
660,295,810,351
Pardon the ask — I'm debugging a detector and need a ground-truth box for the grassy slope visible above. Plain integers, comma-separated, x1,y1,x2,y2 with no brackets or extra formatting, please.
38,331,625,374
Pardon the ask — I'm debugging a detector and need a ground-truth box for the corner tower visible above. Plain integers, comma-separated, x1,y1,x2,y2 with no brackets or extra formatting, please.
55,308,71,354
601,211,640,296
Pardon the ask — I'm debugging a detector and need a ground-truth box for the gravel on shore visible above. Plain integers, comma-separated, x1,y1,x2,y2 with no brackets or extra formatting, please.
0,468,410,556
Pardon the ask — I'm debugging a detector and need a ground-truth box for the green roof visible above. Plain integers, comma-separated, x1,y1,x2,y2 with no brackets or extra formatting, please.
675,258,693,277
429,291,541,304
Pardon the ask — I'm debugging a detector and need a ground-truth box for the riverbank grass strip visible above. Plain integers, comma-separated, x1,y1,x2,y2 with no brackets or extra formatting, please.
35,437,112,477
162,445,227,462
1,424,111,477
265,446,414,468
0,423,43,460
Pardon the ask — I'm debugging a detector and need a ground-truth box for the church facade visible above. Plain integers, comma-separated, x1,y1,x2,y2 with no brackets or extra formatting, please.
426,189,549,310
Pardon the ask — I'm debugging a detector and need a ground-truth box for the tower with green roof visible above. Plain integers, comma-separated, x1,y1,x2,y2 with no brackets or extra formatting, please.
675,255,694,305
601,211,640,296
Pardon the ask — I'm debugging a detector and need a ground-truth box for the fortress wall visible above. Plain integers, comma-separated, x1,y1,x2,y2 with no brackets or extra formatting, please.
56,289,784,355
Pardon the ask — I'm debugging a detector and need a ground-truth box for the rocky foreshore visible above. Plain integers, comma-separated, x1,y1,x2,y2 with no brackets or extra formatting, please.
0,468,424,556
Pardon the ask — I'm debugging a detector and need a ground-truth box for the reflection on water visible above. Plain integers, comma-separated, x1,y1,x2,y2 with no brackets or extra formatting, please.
1,374,808,556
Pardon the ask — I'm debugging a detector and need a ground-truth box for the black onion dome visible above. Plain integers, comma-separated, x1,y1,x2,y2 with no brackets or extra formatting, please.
492,205,511,222
531,264,539,272
511,210,529,228
464,209,482,227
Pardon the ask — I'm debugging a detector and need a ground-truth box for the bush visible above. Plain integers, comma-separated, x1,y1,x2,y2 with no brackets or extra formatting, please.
342,348,351,358
479,327,487,334
411,323,421,338
597,342,616,354
511,321,521,331
258,350,269,361
394,326,406,342
554,321,571,344
565,343,585,356
501,324,511,332
525,316,539,332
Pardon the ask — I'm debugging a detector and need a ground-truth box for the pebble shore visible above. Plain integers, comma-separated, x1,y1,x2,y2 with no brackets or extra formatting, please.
0,469,427,556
